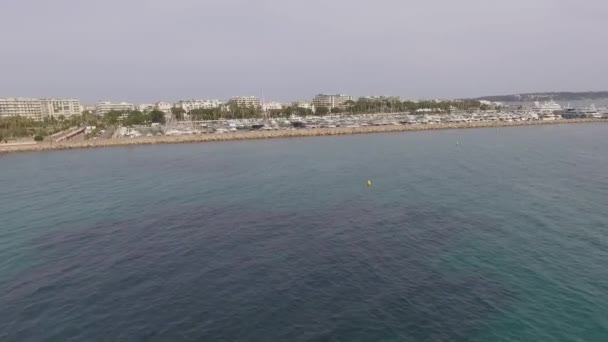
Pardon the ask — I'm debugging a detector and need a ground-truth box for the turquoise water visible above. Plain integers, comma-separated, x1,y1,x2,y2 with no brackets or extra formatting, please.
1,123,607,341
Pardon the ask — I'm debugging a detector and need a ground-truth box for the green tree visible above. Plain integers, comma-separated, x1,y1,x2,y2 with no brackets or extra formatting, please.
104,110,123,125
81,110,100,126
0,116,40,139
68,114,82,127
171,107,186,120
149,110,166,124
331,107,342,114
34,135,44,142
296,107,313,117
343,100,356,114
316,106,330,116
125,110,147,126
190,108,208,120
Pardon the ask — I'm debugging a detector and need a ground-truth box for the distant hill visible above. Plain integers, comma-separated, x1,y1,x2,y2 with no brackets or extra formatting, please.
474,91,608,102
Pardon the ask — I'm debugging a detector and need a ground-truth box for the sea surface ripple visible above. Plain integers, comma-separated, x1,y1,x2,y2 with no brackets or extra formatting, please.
1,124,607,341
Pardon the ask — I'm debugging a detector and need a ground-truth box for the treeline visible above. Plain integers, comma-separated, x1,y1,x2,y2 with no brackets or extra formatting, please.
103,110,166,126
341,98,489,113
0,114,88,141
187,106,314,120
300,99,487,116
0,109,168,141
188,107,259,120
124,99,491,123
186,99,487,120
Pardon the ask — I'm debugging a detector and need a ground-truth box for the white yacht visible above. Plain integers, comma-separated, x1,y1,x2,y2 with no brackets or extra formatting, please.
534,100,562,120
534,100,563,113
562,104,602,119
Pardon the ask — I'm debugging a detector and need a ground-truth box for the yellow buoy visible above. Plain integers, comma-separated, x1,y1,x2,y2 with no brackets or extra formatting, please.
367,180,372,188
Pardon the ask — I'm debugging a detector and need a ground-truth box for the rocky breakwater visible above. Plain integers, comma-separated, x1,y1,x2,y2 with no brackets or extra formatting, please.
0,119,605,154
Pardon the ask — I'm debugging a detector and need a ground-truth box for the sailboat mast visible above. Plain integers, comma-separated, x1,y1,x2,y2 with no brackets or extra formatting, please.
261,86,267,122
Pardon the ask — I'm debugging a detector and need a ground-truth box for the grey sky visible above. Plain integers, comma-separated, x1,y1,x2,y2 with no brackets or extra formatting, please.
1,0,607,103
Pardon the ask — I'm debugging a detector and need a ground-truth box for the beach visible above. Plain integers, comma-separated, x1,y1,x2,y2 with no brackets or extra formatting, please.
0,118,605,154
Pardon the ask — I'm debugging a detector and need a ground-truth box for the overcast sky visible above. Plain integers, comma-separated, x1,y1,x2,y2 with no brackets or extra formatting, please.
1,0,607,103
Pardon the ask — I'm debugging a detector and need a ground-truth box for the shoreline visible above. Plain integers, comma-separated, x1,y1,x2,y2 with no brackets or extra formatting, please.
1,119,606,155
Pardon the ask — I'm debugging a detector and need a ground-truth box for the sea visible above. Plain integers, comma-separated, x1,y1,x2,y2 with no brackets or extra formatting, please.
1,123,607,342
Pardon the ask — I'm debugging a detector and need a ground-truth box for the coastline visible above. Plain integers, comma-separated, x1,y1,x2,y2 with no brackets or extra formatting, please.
1,119,605,155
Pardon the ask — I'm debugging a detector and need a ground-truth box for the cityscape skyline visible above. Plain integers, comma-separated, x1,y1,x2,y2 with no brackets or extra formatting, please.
1,0,608,103
2,88,608,108
3,82,608,106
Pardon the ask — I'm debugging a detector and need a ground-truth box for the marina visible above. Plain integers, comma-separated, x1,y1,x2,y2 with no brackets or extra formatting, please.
114,106,608,138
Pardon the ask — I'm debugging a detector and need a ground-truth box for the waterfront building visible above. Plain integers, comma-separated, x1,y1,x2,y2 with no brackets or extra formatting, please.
81,105,96,113
0,98,43,120
229,96,261,108
95,101,135,116
312,94,353,109
0,98,81,120
262,102,284,111
154,102,173,114
175,99,222,112
40,99,81,118
136,104,155,113
360,96,401,102
479,100,504,108
291,101,315,111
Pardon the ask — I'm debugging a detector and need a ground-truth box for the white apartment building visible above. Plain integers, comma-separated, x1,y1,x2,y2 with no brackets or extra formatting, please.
175,99,222,112
229,96,261,108
360,96,401,102
0,98,81,120
95,101,135,116
0,98,44,120
155,102,173,114
136,104,155,113
312,94,353,109
40,99,81,118
293,101,315,111
262,102,284,111
81,105,96,113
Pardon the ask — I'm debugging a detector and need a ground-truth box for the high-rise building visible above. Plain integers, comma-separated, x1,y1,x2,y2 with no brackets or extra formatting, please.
229,96,261,108
312,94,353,109
95,101,135,116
